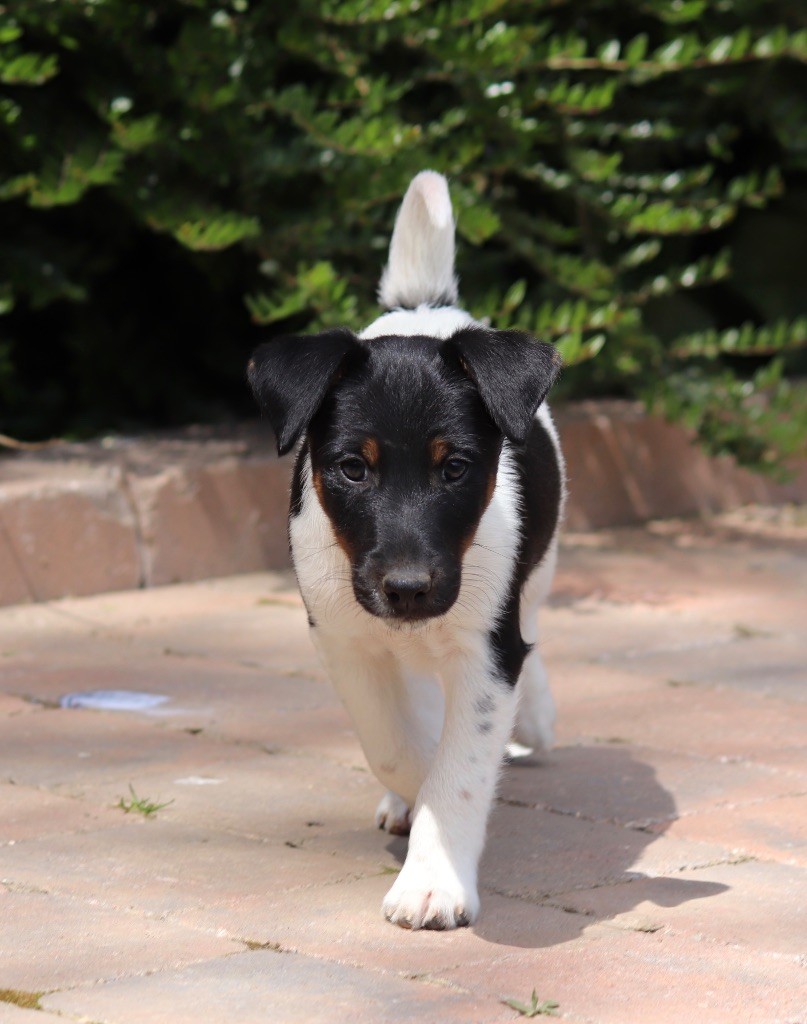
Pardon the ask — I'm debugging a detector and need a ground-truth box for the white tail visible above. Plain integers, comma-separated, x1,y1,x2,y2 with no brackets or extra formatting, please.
378,171,458,310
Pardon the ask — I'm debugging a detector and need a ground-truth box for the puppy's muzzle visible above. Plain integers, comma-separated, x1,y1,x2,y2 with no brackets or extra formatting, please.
381,568,433,617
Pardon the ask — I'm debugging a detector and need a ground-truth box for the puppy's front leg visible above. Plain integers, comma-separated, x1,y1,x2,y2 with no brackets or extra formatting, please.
314,634,439,809
382,643,516,930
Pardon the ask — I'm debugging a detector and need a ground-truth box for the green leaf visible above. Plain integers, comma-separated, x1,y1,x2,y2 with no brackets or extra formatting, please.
456,204,501,244
111,114,162,153
245,290,307,325
670,317,807,359
0,282,15,315
502,989,560,1017
174,215,260,252
29,149,125,208
502,998,532,1015
0,23,23,45
0,52,58,85
501,279,526,315
625,33,648,65
0,173,36,201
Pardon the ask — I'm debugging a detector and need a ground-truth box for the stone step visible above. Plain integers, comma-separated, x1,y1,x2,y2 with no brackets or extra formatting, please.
1,401,804,605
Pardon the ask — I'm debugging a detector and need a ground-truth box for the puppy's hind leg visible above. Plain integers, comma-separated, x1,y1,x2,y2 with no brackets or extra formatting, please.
314,636,442,818
513,544,558,753
513,644,556,752
373,668,444,834
375,790,412,835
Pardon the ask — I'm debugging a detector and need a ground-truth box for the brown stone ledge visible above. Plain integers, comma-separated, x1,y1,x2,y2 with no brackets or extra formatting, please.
1,403,804,606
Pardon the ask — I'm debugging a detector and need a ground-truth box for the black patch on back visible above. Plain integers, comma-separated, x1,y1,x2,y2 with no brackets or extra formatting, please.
511,421,563,593
488,420,562,687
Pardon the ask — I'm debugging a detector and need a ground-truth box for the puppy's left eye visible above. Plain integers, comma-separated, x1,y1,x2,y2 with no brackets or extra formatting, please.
340,457,367,482
443,457,469,482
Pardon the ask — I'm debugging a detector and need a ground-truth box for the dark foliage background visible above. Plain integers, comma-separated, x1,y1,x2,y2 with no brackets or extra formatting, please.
1,0,806,472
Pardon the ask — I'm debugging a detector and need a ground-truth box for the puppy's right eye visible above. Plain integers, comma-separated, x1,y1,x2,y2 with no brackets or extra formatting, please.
340,457,367,483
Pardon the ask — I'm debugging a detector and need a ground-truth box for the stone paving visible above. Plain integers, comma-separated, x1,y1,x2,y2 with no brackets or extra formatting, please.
0,509,805,1024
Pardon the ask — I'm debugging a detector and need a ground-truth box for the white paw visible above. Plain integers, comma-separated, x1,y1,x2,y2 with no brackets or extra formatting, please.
382,864,479,930
513,682,556,752
375,791,412,836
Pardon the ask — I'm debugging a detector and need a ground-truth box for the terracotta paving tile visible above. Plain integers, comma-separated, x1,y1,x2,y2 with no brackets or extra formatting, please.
0,889,238,990
549,660,671,704
556,686,807,768
737,745,807,778
655,794,807,866
0,693,36,718
0,647,338,742
78,750,382,843
500,743,799,827
0,604,89,654
199,874,621,976
538,601,737,667
0,782,126,844
43,948,508,1024
0,707,256,789
614,631,807,703
546,858,807,956
0,823,375,924
53,585,313,668
432,931,807,1024
0,630,361,770
481,803,737,899
46,571,299,629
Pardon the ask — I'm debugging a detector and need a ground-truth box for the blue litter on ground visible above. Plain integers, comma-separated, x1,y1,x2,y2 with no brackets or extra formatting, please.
60,690,170,712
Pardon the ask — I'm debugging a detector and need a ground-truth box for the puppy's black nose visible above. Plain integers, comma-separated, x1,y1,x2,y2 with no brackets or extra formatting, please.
382,570,432,613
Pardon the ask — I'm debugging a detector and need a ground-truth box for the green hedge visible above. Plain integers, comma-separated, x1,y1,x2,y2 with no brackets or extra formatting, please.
2,0,806,473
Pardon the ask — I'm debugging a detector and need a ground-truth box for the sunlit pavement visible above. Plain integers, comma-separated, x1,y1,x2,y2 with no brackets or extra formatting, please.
1,511,805,1023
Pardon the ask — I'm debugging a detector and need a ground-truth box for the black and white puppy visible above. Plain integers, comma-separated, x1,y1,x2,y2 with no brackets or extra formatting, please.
248,171,565,930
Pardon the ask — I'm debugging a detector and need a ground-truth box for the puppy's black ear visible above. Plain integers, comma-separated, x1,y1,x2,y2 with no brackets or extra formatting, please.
248,328,361,455
443,327,562,444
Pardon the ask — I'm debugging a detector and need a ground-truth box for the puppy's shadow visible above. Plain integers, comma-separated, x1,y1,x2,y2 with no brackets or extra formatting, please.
386,745,728,949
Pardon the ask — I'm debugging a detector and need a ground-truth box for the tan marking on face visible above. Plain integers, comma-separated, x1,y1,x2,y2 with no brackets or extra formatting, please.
312,466,354,558
429,437,450,467
361,436,380,469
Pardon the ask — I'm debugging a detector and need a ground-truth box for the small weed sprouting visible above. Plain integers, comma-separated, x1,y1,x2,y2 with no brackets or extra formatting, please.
116,784,174,819
734,623,772,640
0,990,44,1010
502,990,560,1018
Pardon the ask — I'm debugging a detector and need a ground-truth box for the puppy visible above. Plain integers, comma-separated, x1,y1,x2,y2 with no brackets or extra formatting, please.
248,171,565,930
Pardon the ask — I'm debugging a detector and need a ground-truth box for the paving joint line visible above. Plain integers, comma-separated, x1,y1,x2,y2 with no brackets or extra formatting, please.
483,852,764,905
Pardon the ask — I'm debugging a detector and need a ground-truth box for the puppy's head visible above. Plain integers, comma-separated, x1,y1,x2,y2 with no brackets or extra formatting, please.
248,327,559,623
